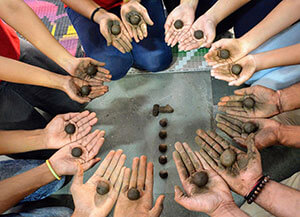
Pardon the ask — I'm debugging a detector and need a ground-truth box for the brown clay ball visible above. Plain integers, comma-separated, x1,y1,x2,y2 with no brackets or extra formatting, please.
153,104,160,116
86,64,97,77
191,171,209,187
174,20,184,29
218,49,230,59
129,14,141,25
71,147,83,158
159,170,168,179
65,123,76,134
159,118,168,127
194,30,204,40
96,181,110,195
80,85,91,97
127,188,140,200
159,144,168,153
231,64,242,75
243,122,258,134
243,97,255,109
111,24,121,35
158,155,168,164
220,149,237,167
159,130,167,139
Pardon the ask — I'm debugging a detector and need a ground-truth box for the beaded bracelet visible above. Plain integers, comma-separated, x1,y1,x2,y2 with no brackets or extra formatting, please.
46,160,61,181
244,175,270,204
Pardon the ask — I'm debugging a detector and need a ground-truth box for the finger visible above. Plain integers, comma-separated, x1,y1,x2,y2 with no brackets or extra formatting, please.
219,95,245,102
140,23,148,38
218,107,249,117
234,87,253,96
120,35,133,51
123,20,133,38
77,125,92,140
110,154,127,185
136,26,144,41
122,168,131,191
87,137,104,160
218,101,243,107
81,130,100,147
145,162,154,193
103,149,123,180
137,155,147,190
206,130,229,150
101,27,112,46
217,123,241,138
196,129,223,157
175,142,195,175
216,113,243,128
149,195,165,217
182,142,202,171
195,151,219,173
70,110,89,123
93,150,115,177
114,166,126,192
198,149,219,170
170,31,180,47
246,133,259,156
72,162,84,186
129,157,139,188
112,40,126,53
164,16,173,34
118,38,131,53
165,28,175,44
82,157,101,171
173,151,189,182
76,112,97,127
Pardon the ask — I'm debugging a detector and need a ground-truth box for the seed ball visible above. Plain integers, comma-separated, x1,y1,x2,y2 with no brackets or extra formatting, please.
191,171,209,187
71,147,83,158
127,188,140,200
218,49,230,59
158,155,168,164
159,118,168,127
86,64,97,77
111,24,121,35
159,144,168,153
174,20,184,29
231,64,242,75
159,170,168,179
220,149,237,167
96,181,110,195
194,30,204,40
243,97,255,109
129,14,141,25
153,104,159,116
65,123,76,134
243,122,258,134
159,130,167,139
80,85,91,97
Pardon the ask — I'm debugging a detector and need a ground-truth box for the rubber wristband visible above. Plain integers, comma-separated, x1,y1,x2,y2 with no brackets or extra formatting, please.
46,160,61,180
91,7,101,23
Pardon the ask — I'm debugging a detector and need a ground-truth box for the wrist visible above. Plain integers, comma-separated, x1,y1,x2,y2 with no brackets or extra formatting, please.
210,201,239,217
39,163,56,184
72,209,91,217
93,8,108,24
181,0,198,11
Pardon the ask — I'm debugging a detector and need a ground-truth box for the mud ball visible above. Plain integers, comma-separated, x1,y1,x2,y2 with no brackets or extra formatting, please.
159,155,168,164
220,149,237,167
86,64,97,77
243,122,258,134
159,130,167,139
218,49,230,59
80,85,91,97
153,104,160,116
65,123,76,134
159,144,168,153
129,14,141,25
231,64,242,75
127,188,140,200
111,24,121,35
159,170,168,179
174,20,183,29
194,30,204,40
191,171,209,188
159,118,168,127
243,97,255,109
96,181,110,195
71,147,83,158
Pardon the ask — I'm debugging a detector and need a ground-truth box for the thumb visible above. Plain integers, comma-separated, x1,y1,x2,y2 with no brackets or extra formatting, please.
234,86,252,95
71,162,84,192
174,185,193,209
142,10,154,26
246,133,259,155
149,195,165,217
100,26,112,46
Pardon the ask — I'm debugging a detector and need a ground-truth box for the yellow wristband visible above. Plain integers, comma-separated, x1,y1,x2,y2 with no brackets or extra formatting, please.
46,160,61,180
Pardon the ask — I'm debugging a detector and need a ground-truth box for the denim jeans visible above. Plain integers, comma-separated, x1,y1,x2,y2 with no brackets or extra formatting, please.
66,0,172,80
2,207,73,217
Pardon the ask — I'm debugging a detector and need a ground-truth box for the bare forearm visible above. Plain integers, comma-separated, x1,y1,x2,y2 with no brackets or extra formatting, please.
278,82,300,112
0,163,55,213
0,130,46,154
62,0,102,20
255,180,300,217
277,125,300,148
254,43,300,71
0,0,75,71
0,56,66,90
241,0,300,53
211,203,250,217
180,0,199,10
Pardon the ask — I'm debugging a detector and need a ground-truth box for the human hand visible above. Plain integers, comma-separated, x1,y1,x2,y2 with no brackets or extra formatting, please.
218,85,281,118
44,110,98,149
62,76,108,103
71,150,126,217
121,0,153,43
196,130,263,196
114,156,165,217
164,2,195,47
216,114,281,149
211,55,256,86
173,142,235,216
204,38,249,66
178,14,216,51
49,130,104,176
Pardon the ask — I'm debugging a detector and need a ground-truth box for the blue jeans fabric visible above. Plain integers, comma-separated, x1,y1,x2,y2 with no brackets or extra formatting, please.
0,160,65,203
2,207,73,217
246,21,300,90
66,0,172,80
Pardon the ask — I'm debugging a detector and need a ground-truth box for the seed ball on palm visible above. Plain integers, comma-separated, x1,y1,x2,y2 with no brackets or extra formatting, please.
129,14,141,25
65,123,76,134
191,171,209,187
194,30,204,40
243,97,255,109
96,181,110,195
159,170,168,179
231,64,242,75
80,85,91,97
127,188,140,200
220,149,237,167
86,64,97,77
174,20,184,29
111,24,121,35
218,49,230,59
71,147,83,158
243,122,258,134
